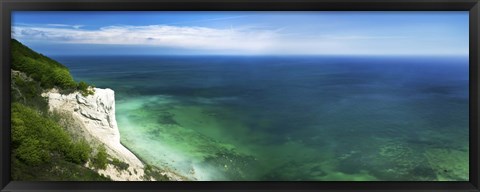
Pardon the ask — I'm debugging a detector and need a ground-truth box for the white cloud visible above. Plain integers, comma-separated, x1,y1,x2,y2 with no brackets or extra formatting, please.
12,24,467,55
13,24,280,53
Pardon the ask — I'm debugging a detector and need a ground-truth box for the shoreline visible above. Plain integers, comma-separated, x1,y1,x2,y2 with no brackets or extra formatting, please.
42,87,187,181
118,139,188,181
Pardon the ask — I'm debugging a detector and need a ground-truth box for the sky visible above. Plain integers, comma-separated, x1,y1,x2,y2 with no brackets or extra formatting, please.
12,11,469,56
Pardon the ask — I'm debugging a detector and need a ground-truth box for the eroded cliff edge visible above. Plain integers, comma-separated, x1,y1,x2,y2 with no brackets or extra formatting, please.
42,88,184,181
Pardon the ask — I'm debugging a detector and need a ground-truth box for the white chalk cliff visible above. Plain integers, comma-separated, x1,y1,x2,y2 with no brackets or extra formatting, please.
42,88,183,181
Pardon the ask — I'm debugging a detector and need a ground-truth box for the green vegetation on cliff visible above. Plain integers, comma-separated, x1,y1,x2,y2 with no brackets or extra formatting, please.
12,39,76,90
91,145,108,170
11,39,108,181
12,103,91,164
11,102,108,181
11,39,94,96
11,39,171,181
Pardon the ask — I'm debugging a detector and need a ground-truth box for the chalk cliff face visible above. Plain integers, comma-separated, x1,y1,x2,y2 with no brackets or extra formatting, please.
42,88,185,181
43,88,146,181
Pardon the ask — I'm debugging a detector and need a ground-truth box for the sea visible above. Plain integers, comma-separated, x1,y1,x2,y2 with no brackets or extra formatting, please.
53,55,469,181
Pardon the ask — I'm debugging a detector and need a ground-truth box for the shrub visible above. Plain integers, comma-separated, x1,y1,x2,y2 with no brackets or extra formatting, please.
111,158,129,171
14,137,48,165
52,68,77,89
78,81,96,96
11,72,48,112
65,139,92,164
78,81,89,91
91,145,108,170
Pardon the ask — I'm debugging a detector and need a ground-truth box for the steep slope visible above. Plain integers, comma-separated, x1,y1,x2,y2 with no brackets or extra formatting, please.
11,39,182,181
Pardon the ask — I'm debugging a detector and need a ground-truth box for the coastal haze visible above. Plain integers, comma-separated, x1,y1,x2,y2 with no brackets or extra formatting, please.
12,11,469,181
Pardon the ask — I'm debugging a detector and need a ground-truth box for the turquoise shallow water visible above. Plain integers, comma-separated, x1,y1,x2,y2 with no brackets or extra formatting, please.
54,55,469,181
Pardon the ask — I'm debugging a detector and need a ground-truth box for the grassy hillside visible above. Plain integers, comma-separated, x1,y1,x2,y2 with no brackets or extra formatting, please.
11,39,93,95
11,39,108,181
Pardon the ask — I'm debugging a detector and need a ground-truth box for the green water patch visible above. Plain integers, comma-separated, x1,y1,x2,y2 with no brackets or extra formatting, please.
115,94,352,180
332,136,467,181
111,86,469,181
115,94,468,181
424,148,468,181
116,95,260,180
162,100,366,181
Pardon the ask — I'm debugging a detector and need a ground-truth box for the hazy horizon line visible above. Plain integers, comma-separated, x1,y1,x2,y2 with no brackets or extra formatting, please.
47,53,470,57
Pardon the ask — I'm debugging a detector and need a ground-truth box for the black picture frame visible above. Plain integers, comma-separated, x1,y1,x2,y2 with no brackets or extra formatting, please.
1,0,479,191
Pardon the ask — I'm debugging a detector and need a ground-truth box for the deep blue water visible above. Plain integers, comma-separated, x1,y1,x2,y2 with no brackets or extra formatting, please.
53,55,469,181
